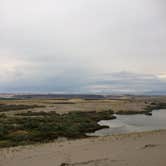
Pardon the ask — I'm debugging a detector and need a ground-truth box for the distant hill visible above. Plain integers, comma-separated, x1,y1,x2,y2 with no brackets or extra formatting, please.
13,94,106,99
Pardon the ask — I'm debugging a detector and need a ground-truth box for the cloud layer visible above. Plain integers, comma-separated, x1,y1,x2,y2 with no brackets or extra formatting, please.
1,0,166,94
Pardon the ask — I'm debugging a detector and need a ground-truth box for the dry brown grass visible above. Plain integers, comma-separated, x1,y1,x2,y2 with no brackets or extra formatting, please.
1,96,166,114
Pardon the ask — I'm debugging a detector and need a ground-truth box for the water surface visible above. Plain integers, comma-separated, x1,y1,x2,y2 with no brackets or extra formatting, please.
88,109,166,136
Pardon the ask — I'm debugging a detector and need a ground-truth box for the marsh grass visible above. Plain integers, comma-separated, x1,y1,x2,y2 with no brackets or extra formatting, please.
0,104,44,112
116,102,166,115
0,110,115,148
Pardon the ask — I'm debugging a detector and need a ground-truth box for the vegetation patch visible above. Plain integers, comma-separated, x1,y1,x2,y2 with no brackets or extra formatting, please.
145,102,166,111
0,104,44,112
0,110,115,148
53,102,75,104
116,110,145,115
116,102,166,115
16,111,59,116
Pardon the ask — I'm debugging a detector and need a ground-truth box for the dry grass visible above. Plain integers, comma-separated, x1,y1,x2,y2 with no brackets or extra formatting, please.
0,96,166,114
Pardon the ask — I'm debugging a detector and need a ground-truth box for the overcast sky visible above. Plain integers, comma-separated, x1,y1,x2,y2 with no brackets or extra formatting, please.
0,0,166,94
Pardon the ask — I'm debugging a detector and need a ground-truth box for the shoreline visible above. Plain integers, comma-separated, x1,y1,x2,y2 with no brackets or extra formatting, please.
0,107,166,149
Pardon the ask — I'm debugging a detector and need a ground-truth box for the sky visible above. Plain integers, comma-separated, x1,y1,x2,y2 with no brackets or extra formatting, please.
0,0,166,94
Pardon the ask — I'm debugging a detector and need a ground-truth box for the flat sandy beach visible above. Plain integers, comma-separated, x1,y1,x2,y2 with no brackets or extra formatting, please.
1,130,166,166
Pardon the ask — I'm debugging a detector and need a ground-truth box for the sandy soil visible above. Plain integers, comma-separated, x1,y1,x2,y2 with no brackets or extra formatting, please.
1,130,166,166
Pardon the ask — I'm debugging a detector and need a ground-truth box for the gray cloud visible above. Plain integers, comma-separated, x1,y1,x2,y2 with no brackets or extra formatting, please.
86,72,166,95
1,71,166,95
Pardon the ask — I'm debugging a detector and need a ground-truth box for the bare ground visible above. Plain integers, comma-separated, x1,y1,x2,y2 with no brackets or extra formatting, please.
0,130,166,166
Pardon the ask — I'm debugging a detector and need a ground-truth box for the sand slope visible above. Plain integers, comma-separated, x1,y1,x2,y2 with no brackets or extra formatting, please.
0,130,166,166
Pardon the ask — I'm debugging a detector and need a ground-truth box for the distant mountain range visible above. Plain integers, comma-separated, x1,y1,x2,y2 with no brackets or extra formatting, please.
0,92,166,100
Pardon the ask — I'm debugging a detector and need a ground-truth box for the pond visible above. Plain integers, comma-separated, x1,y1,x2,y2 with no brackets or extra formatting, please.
87,109,166,136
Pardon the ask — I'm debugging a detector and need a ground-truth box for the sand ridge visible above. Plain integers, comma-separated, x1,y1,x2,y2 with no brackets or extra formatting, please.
0,130,166,166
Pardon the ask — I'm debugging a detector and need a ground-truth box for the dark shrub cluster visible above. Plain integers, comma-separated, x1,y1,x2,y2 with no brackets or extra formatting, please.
0,110,115,148
0,104,44,112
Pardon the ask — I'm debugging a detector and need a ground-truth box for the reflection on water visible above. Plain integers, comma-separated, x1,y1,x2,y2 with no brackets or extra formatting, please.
88,109,166,136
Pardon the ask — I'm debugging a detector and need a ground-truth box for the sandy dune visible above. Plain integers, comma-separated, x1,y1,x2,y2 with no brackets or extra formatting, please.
0,130,166,166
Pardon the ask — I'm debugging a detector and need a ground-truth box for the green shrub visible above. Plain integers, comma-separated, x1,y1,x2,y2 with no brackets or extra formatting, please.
0,110,115,148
